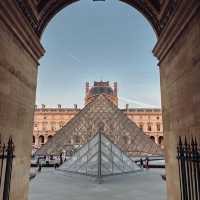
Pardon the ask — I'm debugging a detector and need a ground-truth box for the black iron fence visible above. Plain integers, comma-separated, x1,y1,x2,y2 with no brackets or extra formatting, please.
0,137,15,200
177,137,200,200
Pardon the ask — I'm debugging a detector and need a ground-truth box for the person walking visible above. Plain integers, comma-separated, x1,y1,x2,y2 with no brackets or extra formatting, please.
145,157,149,169
140,158,143,168
38,163,42,172
59,152,63,165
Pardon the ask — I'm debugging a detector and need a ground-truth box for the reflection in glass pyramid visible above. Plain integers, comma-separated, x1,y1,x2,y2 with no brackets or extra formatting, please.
59,132,141,178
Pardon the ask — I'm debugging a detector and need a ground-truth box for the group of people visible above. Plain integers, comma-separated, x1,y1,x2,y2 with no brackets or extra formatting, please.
37,154,150,172
36,152,65,172
139,157,149,169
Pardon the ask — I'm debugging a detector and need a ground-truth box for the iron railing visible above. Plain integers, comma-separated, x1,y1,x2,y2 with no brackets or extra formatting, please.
0,137,15,200
177,137,200,200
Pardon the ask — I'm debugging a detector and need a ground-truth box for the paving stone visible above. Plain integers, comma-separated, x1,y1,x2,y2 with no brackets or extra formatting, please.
29,168,166,200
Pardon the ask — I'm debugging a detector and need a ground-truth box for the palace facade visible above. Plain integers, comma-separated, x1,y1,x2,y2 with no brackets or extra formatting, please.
33,82,163,150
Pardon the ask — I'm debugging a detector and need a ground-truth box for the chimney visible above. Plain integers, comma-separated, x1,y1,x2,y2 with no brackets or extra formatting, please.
41,104,45,109
114,82,118,96
126,104,129,111
58,104,61,109
74,104,77,109
85,82,89,95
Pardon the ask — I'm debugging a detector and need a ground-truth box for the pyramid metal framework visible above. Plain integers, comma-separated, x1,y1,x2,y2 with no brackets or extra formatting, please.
59,132,141,178
36,94,163,156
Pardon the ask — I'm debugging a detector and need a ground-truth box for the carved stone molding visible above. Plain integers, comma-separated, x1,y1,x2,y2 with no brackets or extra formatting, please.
13,0,181,40
153,0,200,64
15,0,39,34
159,0,178,30
7,0,196,64
0,1,44,63
12,0,188,41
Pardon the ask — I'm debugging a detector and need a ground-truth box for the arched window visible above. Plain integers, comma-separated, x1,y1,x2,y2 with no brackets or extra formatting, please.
147,124,152,131
32,136,35,144
158,136,164,145
157,123,161,131
39,135,45,144
150,136,155,142
48,135,53,141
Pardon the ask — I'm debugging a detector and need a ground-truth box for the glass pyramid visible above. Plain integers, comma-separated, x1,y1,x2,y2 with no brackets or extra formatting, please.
37,95,163,157
59,132,141,179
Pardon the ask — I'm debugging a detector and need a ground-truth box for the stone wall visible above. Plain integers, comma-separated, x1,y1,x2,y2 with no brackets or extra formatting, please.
154,2,200,199
0,20,36,200
0,1,44,199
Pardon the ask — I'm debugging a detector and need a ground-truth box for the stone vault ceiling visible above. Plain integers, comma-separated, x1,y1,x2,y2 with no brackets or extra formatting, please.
36,0,163,37
15,0,179,38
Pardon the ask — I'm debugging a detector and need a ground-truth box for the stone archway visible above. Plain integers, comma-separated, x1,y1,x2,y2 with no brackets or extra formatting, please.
48,135,53,141
158,136,163,145
39,135,45,145
150,135,155,142
32,136,35,144
0,1,199,200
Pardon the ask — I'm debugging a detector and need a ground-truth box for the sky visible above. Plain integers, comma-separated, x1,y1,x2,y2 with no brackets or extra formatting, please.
37,0,161,109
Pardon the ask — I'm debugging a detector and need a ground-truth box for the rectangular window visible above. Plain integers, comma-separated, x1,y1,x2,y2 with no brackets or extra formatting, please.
147,124,152,131
157,124,161,131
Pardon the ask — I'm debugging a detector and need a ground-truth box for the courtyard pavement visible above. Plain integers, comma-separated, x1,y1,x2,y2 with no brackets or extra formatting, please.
29,168,166,200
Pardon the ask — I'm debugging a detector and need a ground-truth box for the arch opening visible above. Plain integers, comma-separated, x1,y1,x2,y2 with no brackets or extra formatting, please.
32,136,35,144
150,136,155,142
48,135,53,141
158,136,164,145
31,1,164,199
39,135,45,145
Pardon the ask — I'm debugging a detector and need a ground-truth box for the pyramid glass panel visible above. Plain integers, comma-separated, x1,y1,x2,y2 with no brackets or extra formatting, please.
59,132,141,177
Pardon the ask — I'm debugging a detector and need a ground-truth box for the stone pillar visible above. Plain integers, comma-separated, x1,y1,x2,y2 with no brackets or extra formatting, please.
44,135,48,143
153,1,200,199
155,136,159,145
35,136,39,148
0,1,44,199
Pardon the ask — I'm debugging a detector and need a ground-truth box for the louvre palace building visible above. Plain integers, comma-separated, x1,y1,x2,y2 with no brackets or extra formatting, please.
33,81,164,151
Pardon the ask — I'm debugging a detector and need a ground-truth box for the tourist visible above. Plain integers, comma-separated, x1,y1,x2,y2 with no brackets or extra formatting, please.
140,158,143,168
38,164,42,172
54,163,58,169
145,157,149,169
59,152,63,165
36,157,40,165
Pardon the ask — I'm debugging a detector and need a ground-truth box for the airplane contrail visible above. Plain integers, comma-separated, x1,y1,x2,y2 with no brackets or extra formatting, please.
119,96,158,108
67,52,81,64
